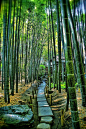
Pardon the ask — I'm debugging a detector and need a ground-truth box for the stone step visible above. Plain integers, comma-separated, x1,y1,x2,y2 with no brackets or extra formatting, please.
37,123,50,129
38,106,53,117
38,89,44,92
39,83,46,87
37,97,46,102
38,101,49,107
37,94,45,98
40,116,53,124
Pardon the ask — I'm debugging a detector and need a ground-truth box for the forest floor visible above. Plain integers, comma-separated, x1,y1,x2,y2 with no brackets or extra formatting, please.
0,80,86,129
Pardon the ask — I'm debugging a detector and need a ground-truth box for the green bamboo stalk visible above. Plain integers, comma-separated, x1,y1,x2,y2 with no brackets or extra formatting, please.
50,0,57,90
3,3,7,102
6,0,12,103
16,0,22,93
60,0,80,128
56,0,61,92
11,0,15,94
67,0,86,107
11,3,18,95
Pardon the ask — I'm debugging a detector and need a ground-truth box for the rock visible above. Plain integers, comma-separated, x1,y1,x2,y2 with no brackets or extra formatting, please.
38,101,49,107
37,123,50,129
3,113,33,125
0,105,34,127
37,97,46,102
40,116,53,124
38,106,53,117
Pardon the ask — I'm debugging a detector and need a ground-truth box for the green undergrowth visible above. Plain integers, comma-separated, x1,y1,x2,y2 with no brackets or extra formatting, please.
50,82,78,89
38,64,45,77
51,83,57,88
50,81,66,89
39,64,45,69
61,81,66,89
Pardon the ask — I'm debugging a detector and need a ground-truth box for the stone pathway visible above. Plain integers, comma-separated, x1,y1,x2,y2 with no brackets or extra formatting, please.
37,80,53,129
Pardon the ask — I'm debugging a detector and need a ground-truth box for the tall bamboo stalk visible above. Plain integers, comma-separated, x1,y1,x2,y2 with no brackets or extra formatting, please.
16,0,22,93
56,0,61,93
50,0,57,90
60,0,80,128
67,0,86,107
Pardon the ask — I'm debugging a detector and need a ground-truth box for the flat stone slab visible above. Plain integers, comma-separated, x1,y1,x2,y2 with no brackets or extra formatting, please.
38,106,53,117
39,82,46,87
38,86,44,89
40,116,53,124
37,123,50,129
38,85,45,87
38,89,44,93
37,94,45,98
38,101,49,107
37,97,46,102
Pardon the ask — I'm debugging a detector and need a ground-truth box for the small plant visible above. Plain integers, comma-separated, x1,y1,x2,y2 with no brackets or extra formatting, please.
75,82,79,88
61,81,66,89
39,64,45,69
38,64,45,77
51,83,57,88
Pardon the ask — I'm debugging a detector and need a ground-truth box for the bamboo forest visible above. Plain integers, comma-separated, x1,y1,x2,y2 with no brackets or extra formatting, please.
0,0,86,129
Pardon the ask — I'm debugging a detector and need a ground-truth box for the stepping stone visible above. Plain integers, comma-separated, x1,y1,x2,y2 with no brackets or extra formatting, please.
37,97,46,102
40,116,53,124
38,89,44,93
37,123,50,129
40,83,46,87
38,101,49,107
37,92,44,94
38,89,44,91
38,106,53,117
37,94,45,98
38,87,44,89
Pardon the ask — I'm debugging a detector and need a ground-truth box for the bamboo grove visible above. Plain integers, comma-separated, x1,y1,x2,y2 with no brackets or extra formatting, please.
0,0,86,129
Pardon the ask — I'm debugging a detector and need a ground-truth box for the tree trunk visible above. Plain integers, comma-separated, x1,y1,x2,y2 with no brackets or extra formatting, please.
60,0,80,128
3,4,7,102
47,0,51,90
11,0,15,95
16,0,22,93
67,0,86,107
50,0,57,90
56,0,61,92
6,0,12,103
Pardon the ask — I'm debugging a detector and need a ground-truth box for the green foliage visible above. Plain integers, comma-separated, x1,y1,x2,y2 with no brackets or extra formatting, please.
61,81,66,89
75,82,78,86
1,63,2,70
38,64,45,77
39,64,45,69
69,0,80,9
51,83,57,88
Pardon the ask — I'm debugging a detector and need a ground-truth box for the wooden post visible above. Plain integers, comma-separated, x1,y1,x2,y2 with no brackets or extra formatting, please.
30,95,32,104
47,88,49,98
61,108,64,126
45,86,47,93
34,89,36,94
32,91,34,99
31,104,33,112
50,94,52,106
36,85,37,94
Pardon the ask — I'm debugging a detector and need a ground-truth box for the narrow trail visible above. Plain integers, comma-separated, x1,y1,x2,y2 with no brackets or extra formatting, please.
37,79,53,128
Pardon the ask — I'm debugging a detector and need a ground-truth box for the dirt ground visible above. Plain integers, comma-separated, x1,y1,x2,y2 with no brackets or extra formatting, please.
0,80,86,129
